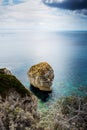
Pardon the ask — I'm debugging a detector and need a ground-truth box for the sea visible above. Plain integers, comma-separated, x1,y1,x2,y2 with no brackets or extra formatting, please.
0,0,87,107
0,30,87,104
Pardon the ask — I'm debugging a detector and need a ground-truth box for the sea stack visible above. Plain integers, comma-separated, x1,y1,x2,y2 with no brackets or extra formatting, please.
27,62,54,92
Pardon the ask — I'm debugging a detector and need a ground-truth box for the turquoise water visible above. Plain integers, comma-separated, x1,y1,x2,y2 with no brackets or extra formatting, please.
0,30,87,103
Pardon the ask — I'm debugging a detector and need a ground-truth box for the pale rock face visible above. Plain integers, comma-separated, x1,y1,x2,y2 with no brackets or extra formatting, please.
0,68,12,75
27,62,54,91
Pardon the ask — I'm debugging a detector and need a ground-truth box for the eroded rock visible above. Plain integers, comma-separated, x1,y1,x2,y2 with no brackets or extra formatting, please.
0,68,12,75
27,62,54,92
0,68,43,130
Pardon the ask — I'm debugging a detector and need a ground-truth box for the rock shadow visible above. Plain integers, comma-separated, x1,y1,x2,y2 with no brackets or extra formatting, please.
30,84,52,102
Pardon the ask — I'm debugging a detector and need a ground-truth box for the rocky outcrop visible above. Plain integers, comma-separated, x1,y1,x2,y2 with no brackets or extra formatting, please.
27,62,54,92
0,68,12,75
0,69,32,98
0,68,44,130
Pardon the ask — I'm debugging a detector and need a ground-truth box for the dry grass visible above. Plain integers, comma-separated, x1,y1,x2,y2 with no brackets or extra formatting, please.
0,92,44,130
39,96,87,130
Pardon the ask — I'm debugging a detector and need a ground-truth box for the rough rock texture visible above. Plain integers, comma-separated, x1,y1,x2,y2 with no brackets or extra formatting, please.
0,68,44,130
39,96,87,130
27,62,54,92
0,68,12,75
0,70,31,98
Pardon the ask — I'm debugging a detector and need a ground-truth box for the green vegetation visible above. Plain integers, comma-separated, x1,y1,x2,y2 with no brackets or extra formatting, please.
0,74,31,97
0,68,87,130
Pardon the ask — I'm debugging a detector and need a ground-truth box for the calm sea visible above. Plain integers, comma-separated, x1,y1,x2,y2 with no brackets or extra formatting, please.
0,30,87,102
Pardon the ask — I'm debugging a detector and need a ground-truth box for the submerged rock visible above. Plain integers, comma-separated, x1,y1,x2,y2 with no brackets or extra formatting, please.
30,84,51,102
27,62,54,92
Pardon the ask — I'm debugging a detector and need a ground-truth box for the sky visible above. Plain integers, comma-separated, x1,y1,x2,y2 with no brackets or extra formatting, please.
44,0,87,10
43,0,87,15
0,0,87,31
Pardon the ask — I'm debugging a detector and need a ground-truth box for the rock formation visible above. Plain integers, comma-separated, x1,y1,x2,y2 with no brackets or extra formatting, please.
27,62,54,92
0,68,12,75
0,68,44,130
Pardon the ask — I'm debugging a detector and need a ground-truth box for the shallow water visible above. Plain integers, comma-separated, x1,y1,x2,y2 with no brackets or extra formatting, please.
0,30,87,103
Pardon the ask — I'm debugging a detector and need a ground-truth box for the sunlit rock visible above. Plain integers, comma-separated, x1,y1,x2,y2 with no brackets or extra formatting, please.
28,62,54,92
0,68,12,75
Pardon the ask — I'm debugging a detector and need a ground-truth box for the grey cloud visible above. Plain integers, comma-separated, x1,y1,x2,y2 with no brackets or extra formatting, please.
42,0,87,15
42,0,87,10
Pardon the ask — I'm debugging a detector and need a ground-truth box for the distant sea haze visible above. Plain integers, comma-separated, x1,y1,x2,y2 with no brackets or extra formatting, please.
0,0,87,102
0,30,87,101
1,0,24,5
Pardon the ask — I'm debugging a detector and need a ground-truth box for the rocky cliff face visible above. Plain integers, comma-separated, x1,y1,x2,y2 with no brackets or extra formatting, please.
0,68,43,130
27,62,54,92
0,68,12,75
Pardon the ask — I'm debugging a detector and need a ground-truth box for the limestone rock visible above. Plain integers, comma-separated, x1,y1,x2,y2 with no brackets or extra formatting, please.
27,62,54,91
0,68,12,75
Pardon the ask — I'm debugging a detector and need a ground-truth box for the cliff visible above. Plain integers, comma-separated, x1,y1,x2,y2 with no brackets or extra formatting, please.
0,68,44,130
0,68,87,130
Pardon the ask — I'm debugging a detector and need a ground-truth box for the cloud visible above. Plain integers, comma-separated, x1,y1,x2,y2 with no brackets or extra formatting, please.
43,0,87,10
42,0,87,15
1,0,25,5
0,0,87,31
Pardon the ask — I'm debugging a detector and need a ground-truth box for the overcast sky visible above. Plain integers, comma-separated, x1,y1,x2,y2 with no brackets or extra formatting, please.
0,0,87,31
43,0,87,15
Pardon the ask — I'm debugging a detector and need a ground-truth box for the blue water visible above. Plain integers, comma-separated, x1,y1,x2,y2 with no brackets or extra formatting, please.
2,0,25,5
0,30,87,102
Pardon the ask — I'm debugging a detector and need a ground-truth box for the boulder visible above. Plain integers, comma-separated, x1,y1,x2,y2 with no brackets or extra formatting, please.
27,62,54,92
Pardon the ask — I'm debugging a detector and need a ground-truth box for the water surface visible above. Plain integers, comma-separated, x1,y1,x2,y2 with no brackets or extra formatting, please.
0,0,87,110
0,30,87,102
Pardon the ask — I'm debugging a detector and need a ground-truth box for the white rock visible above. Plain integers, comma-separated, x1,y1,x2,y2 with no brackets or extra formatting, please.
27,62,54,91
